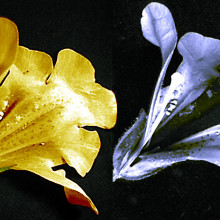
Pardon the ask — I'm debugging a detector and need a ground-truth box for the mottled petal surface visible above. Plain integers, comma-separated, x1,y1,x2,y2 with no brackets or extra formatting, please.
0,46,117,213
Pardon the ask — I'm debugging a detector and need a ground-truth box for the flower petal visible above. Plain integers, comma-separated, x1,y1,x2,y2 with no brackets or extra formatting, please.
14,46,53,82
119,125,220,180
0,17,18,79
49,49,117,129
0,47,117,213
141,2,177,63
159,33,220,128
50,49,95,83
140,2,177,148
113,109,147,181
178,32,220,82
15,160,98,214
0,133,99,213
114,3,178,174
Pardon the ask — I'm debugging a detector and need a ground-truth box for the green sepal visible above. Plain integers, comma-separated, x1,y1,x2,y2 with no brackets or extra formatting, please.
0,166,12,173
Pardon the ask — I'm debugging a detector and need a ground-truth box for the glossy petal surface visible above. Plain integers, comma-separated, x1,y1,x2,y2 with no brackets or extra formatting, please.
0,18,18,79
0,46,117,213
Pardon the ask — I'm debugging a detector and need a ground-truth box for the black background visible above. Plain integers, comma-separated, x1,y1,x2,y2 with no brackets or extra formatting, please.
0,0,220,219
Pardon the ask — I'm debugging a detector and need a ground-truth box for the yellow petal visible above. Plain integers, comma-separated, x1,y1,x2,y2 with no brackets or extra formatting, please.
0,17,18,79
50,49,95,83
14,46,53,82
0,47,117,213
3,152,98,214
50,49,117,128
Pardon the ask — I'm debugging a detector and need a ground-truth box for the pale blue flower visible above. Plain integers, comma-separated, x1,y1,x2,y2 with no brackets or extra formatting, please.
113,2,220,181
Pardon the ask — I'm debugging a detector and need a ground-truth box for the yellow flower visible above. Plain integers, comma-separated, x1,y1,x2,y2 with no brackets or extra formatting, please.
0,17,117,214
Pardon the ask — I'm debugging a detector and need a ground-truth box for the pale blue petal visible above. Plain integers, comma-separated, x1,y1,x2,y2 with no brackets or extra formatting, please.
140,2,177,148
113,109,147,181
178,32,220,82
113,2,178,181
121,125,220,180
141,2,177,63
159,33,220,128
